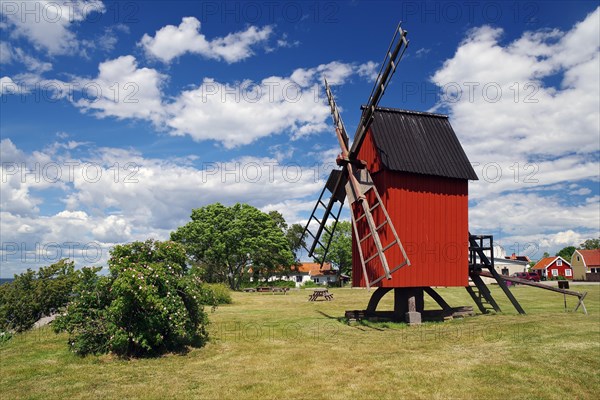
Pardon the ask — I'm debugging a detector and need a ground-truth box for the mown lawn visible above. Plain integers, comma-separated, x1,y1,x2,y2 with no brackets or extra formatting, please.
1,285,599,399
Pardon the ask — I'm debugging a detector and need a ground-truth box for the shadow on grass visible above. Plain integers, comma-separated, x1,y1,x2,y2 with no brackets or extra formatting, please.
314,310,388,331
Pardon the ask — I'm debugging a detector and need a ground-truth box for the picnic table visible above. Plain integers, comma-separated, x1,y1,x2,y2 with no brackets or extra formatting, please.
308,288,334,301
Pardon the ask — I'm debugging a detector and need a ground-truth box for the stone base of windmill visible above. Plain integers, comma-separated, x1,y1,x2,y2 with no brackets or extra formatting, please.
345,287,475,324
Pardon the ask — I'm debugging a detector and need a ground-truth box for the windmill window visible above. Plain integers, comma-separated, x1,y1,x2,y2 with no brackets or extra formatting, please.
577,256,580,261
557,259,563,266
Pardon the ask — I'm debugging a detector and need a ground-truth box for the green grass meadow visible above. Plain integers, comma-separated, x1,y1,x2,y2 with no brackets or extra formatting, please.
1,285,599,399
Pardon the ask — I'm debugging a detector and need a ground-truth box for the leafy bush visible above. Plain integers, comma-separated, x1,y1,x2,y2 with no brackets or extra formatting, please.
268,280,296,288
52,267,112,355
327,280,344,288
240,279,296,289
54,240,209,357
550,275,567,281
302,281,319,288
198,283,232,305
0,259,78,332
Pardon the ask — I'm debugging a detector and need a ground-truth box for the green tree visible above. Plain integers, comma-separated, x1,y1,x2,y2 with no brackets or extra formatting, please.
171,203,295,290
579,238,600,250
555,246,576,260
268,210,288,231
542,251,550,258
0,269,37,332
0,259,78,332
286,223,306,261
268,211,305,262
314,221,352,281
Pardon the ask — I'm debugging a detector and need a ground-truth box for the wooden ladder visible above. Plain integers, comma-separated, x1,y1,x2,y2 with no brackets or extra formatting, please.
350,170,409,288
466,273,501,314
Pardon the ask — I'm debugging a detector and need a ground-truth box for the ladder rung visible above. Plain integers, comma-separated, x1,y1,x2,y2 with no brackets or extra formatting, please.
365,239,396,264
381,240,397,253
364,252,379,265
355,202,381,222
363,240,398,264
319,200,327,208
361,257,409,287
359,220,388,243
306,232,325,250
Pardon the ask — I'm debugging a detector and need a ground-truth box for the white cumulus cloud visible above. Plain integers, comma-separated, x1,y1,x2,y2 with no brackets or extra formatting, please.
140,17,273,64
1,0,105,55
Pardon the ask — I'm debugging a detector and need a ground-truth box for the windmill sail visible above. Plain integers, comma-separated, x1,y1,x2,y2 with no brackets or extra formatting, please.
302,22,411,284
302,169,346,259
349,23,409,159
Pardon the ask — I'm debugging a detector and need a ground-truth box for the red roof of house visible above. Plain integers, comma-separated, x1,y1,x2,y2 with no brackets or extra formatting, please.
576,249,600,267
532,256,571,270
505,253,531,262
292,262,332,275
249,262,332,275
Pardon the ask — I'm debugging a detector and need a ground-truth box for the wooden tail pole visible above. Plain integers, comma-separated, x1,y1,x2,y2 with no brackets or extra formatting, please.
477,271,589,315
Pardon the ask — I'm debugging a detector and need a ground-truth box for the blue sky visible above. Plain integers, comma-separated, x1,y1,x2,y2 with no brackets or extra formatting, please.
1,1,599,277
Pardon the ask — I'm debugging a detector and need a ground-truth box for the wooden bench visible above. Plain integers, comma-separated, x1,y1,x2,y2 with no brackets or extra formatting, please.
255,287,289,294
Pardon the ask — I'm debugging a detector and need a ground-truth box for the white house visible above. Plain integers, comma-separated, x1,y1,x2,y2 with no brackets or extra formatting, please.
475,246,529,284
264,263,344,287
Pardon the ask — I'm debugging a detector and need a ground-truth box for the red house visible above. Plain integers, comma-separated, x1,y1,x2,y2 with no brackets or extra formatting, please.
352,108,478,288
531,256,573,280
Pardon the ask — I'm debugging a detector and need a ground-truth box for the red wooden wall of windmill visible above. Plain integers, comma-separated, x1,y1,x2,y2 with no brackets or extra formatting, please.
351,130,470,288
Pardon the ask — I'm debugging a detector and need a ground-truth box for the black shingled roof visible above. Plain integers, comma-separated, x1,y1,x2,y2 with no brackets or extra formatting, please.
365,106,478,180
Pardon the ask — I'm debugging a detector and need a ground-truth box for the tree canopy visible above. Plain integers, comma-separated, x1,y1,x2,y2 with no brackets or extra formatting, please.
171,203,295,290
267,210,305,261
314,221,352,279
579,238,600,250
555,246,576,260
285,223,306,262
0,259,78,332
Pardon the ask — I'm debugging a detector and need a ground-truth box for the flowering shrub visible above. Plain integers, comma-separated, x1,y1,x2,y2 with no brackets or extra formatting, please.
54,240,209,356
52,267,112,355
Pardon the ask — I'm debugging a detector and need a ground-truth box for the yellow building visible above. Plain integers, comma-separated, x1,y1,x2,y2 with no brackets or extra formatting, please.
570,249,600,281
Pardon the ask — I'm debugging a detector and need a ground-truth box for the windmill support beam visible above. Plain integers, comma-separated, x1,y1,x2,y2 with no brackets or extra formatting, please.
346,286,474,324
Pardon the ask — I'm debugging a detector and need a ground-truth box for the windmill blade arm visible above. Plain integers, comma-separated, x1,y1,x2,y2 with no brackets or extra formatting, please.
301,170,348,257
324,79,350,153
349,24,409,159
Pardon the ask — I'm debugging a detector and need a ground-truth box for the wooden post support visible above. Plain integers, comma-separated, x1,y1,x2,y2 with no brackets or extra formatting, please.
393,288,423,323
408,295,416,312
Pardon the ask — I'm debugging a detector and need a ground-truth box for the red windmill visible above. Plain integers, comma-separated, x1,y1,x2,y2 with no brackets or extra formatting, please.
302,23,528,323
